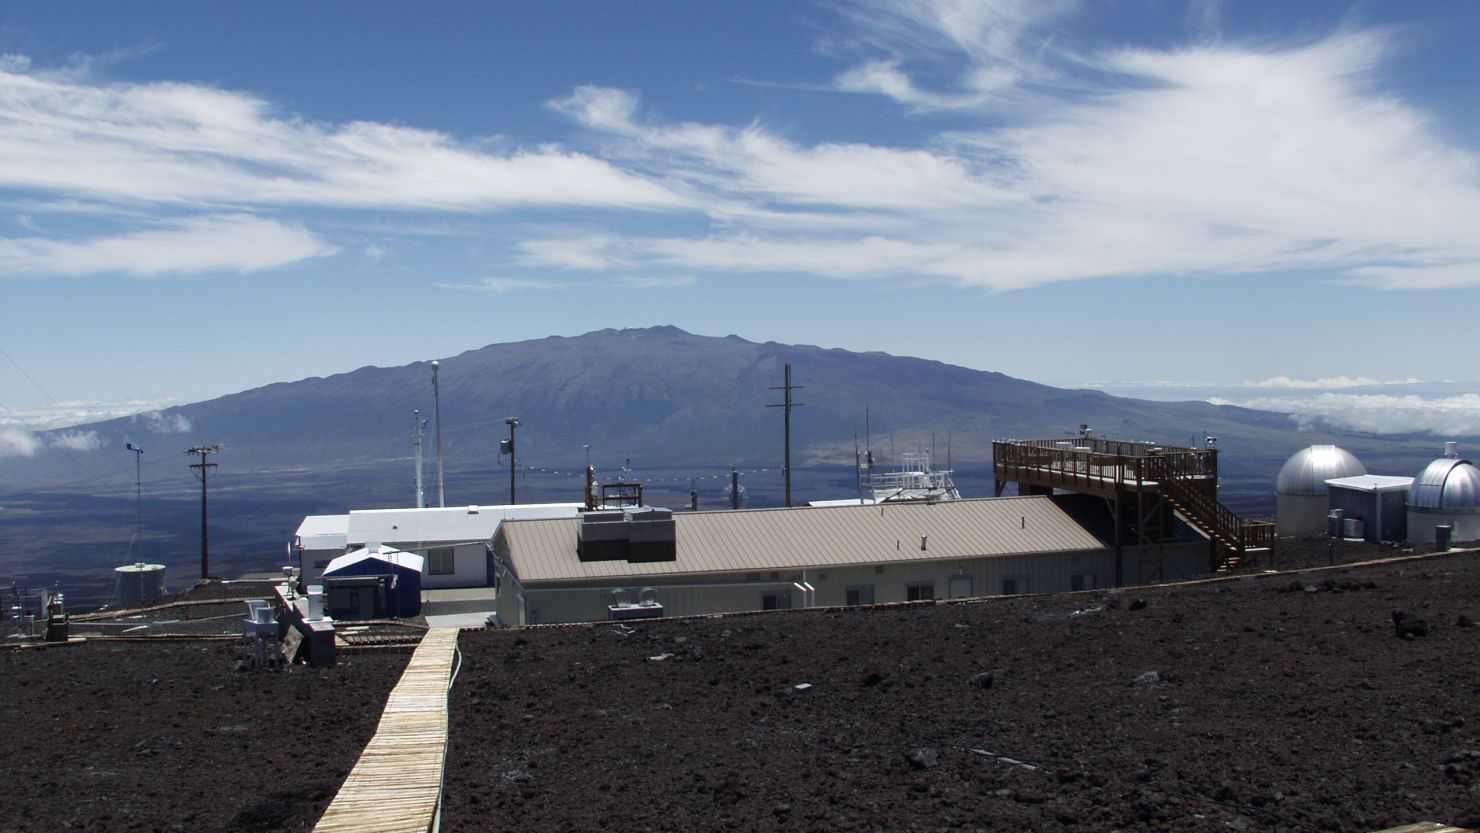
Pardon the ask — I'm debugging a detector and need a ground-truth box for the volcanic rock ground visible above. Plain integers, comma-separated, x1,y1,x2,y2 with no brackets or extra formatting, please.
443,545,1480,833
3,541,1478,833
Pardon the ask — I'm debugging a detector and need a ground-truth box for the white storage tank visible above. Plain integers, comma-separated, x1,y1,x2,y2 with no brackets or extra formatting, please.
1408,442,1480,546
1276,445,1366,537
114,562,167,606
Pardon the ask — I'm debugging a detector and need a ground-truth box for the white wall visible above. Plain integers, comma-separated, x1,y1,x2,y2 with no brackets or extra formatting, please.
1407,509,1480,546
417,542,489,589
301,547,347,584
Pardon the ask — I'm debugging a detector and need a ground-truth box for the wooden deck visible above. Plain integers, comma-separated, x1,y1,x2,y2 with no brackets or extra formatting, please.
313,627,461,833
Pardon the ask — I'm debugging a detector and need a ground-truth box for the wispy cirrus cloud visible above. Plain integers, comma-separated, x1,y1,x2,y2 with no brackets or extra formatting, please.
0,214,335,277
0,64,689,214
434,276,560,294
535,10,1480,293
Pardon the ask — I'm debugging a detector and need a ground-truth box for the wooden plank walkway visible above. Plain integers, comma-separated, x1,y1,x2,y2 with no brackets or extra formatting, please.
314,627,461,833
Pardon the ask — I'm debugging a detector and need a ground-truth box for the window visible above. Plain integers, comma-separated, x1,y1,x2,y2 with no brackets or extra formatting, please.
906,582,935,602
1070,572,1095,592
313,559,331,569
762,591,792,611
427,546,455,575
1001,576,1029,596
845,585,875,606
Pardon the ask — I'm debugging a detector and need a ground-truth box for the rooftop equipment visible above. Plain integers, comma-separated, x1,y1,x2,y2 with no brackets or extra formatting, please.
577,505,677,563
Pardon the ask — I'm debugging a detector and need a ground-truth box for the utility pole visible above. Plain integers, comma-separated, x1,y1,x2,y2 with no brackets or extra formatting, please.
768,363,804,508
502,417,520,504
186,445,220,580
126,442,143,556
431,360,445,507
412,410,427,509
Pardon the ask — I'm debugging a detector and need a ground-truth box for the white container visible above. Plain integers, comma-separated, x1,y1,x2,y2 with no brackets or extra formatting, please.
306,585,324,621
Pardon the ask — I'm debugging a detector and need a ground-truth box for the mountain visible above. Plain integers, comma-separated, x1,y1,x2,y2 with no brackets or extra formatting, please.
0,326,1454,603
9,325,1305,484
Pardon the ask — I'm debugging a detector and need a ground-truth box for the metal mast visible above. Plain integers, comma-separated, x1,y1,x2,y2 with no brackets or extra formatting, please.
432,360,445,507
186,445,220,580
767,364,804,508
503,417,520,504
412,410,426,509
126,442,143,556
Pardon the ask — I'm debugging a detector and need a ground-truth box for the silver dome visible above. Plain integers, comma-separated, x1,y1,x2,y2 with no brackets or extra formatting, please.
1275,445,1366,496
1411,456,1480,511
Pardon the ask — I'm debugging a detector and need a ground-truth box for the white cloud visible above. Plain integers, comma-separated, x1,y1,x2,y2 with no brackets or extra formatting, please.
0,214,336,277
1244,376,1424,390
830,0,1074,109
539,25,1480,294
617,275,697,290
0,63,688,214
434,276,557,294
49,429,103,451
0,399,182,430
136,410,191,434
1213,393,1480,436
0,427,40,458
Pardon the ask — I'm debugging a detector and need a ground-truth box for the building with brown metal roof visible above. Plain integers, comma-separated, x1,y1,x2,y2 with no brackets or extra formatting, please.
490,495,1210,626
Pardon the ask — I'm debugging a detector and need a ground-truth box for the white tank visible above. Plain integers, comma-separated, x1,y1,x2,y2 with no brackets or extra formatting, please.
114,562,167,605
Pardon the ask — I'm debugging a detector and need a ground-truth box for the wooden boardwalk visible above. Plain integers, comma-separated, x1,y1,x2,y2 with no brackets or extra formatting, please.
314,627,461,833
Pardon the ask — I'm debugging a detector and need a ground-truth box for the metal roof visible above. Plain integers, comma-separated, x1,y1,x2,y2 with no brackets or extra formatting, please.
1411,457,1480,511
324,547,425,575
1276,445,1366,496
346,503,583,548
1325,474,1414,494
499,496,1106,584
295,514,349,551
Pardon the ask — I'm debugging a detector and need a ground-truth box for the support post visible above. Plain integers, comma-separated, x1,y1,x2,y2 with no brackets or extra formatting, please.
768,364,804,508
187,445,220,580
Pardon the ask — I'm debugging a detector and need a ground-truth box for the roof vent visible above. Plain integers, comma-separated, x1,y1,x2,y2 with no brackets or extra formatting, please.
1445,441,1459,458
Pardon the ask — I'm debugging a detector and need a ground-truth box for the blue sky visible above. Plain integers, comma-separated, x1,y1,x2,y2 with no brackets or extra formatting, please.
3,0,1480,451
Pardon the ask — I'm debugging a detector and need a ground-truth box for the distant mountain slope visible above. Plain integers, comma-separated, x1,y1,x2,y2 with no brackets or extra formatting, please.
4,325,1430,501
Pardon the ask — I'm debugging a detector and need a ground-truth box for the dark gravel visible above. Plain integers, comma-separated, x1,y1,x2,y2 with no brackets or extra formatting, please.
0,641,408,832
443,549,1480,833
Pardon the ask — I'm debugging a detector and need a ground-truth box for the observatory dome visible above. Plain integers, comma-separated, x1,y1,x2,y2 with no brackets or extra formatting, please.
1411,455,1480,511
1276,445,1366,496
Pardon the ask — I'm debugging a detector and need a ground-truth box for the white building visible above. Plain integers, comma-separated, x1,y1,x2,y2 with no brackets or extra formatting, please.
491,495,1211,627
293,503,582,588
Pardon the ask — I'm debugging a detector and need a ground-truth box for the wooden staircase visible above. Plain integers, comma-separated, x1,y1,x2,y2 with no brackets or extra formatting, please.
1154,463,1274,572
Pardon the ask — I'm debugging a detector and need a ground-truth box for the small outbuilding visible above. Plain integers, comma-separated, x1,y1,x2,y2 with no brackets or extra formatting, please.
322,547,424,619
1324,475,1413,543
1408,443,1480,546
1276,445,1366,537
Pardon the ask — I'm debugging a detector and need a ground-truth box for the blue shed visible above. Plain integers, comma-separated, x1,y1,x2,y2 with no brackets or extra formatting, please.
322,547,423,618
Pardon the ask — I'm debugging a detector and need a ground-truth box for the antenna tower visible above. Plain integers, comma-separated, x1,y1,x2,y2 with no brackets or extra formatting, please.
126,442,143,558
768,363,805,508
431,361,445,507
186,445,220,580
412,410,427,508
